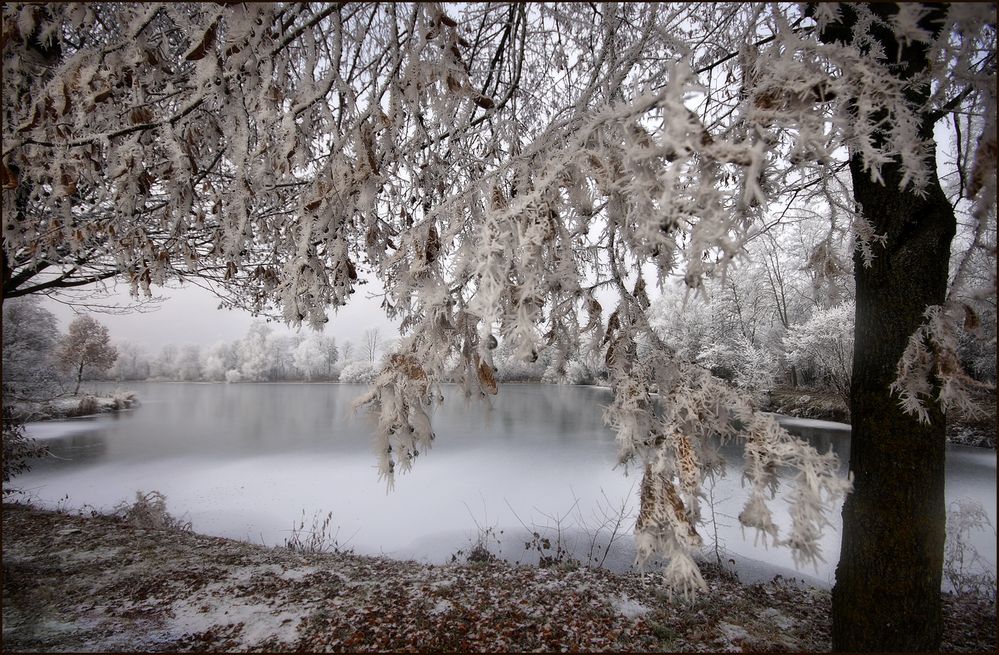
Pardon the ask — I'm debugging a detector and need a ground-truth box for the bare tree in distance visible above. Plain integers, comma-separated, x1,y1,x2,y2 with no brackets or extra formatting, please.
55,315,118,395
340,341,354,364
363,329,382,365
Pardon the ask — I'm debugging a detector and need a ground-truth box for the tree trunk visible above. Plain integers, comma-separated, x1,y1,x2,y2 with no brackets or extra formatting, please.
74,360,84,396
832,149,954,652
815,4,956,651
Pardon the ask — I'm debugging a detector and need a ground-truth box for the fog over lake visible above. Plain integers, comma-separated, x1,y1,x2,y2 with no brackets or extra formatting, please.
18,382,996,589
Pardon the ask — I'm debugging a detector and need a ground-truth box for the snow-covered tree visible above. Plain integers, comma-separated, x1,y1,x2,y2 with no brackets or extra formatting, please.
54,315,118,394
1,296,63,398
151,344,178,380
292,332,338,381
201,340,238,382
339,340,354,364
237,322,273,382
109,340,151,381
338,360,377,384
265,333,298,380
785,302,855,403
3,3,995,649
650,283,781,401
200,352,225,382
696,335,780,406
176,344,203,382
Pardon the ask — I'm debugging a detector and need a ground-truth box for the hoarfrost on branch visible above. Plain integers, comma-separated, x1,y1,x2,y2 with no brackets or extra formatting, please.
3,3,995,593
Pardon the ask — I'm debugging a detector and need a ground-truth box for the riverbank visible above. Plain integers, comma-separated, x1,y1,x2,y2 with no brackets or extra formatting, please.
1,503,994,652
764,386,997,449
7,392,138,423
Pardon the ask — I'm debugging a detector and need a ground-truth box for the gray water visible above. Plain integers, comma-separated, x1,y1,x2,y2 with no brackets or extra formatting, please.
16,382,997,589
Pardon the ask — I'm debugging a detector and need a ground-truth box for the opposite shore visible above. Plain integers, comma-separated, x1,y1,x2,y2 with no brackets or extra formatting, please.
12,380,995,449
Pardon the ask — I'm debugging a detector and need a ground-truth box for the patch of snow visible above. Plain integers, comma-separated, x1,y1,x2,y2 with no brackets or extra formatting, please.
167,590,303,646
36,618,97,635
428,577,456,591
717,622,751,642
611,594,650,619
277,565,318,581
429,599,453,615
55,546,123,564
760,607,794,630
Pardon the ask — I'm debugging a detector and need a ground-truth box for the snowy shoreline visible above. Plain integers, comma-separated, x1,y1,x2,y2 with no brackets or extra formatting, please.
2,502,994,653
7,392,139,423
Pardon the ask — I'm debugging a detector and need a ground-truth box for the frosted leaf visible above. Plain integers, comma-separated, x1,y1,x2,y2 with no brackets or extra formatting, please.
3,1,992,600
890,4,935,46
891,304,994,423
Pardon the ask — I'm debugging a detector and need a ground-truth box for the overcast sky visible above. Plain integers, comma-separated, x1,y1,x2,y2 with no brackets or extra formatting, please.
40,278,400,355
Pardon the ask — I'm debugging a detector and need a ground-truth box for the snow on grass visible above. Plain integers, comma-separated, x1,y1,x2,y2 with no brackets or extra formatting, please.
611,593,651,619
759,606,794,630
430,599,454,615
167,591,304,647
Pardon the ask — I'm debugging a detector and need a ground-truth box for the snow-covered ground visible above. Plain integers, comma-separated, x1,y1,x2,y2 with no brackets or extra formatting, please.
3,503,994,652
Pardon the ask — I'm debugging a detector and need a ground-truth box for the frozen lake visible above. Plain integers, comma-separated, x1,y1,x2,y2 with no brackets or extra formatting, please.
16,382,997,589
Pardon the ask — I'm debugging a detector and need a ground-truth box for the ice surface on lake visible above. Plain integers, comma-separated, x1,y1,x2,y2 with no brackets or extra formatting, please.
16,382,996,589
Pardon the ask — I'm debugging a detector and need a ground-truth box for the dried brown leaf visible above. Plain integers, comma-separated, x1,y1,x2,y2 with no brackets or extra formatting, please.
1,161,18,189
473,94,495,110
477,359,498,395
185,18,219,61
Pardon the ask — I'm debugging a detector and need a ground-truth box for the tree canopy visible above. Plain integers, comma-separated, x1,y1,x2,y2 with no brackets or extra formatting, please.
2,2,996,641
55,314,118,394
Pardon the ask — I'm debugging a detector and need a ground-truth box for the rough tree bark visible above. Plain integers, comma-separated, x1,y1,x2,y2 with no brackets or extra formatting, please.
818,4,955,651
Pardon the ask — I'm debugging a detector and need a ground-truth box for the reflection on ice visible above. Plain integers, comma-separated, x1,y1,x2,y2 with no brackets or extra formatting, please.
14,382,996,591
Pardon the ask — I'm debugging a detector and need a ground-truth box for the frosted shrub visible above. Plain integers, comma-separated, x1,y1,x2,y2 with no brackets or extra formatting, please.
74,395,98,416
224,369,242,384
284,509,350,555
2,395,48,491
565,358,599,386
733,338,781,405
495,357,545,383
785,302,855,403
110,392,137,410
944,498,997,601
540,355,598,385
696,336,779,405
958,327,996,384
114,490,191,532
339,361,377,384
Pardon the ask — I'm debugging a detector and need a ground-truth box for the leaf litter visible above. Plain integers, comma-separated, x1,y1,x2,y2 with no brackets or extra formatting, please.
2,503,994,652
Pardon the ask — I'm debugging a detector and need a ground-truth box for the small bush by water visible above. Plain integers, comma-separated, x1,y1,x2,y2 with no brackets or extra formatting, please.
113,490,191,532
